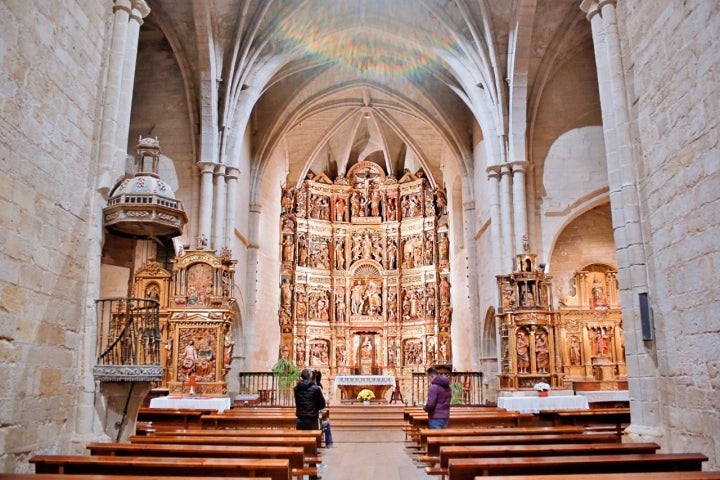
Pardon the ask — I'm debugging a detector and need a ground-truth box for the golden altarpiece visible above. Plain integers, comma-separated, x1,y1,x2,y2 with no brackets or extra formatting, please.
278,161,453,382
132,243,237,396
497,253,561,389
497,254,626,392
555,264,626,388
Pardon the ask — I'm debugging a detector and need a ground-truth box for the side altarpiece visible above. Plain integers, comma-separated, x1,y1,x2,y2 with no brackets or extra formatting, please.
132,245,237,396
278,162,453,380
497,254,626,391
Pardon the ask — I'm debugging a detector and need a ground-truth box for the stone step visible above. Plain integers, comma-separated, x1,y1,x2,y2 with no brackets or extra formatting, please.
327,402,406,430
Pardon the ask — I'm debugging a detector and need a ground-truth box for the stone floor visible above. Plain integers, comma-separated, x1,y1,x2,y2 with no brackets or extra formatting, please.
317,429,430,480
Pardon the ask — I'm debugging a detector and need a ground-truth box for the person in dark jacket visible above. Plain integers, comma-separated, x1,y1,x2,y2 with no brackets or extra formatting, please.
423,367,451,429
294,368,326,430
313,370,333,446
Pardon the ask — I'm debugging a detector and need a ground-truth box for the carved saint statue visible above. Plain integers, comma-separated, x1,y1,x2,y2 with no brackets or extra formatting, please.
516,332,529,374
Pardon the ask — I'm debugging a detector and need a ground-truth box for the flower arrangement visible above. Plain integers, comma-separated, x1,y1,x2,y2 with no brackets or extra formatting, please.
533,382,551,392
357,389,375,402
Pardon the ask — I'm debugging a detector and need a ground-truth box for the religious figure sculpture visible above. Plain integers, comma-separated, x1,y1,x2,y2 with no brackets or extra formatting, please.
181,339,198,378
595,328,610,357
516,332,529,374
280,279,292,307
439,277,451,304
282,235,294,263
360,336,373,361
591,277,608,308
535,331,550,373
569,335,582,365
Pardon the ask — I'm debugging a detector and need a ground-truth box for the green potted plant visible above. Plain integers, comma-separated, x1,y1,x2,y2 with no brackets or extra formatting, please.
272,358,301,405
450,381,464,405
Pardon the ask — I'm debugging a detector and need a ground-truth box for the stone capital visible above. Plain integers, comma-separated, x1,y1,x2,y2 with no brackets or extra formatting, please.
197,162,216,174
113,0,132,14
510,161,530,174
225,166,240,179
130,0,151,22
486,165,502,178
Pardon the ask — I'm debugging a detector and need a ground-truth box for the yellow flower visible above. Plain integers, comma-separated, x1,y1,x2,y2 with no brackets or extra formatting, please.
357,389,375,402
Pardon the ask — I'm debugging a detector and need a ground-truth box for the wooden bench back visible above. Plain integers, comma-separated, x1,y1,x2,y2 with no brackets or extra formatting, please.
467,473,720,480
447,453,707,480
128,434,318,456
0,475,271,480
86,442,305,468
426,433,618,456
30,455,291,480
200,414,298,429
147,427,324,447
417,425,585,447
438,442,660,468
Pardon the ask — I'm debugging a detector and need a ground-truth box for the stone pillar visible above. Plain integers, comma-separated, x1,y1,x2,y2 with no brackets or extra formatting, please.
212,164,227,249
499,164,514,273
244,203,263,369
97,1,131,191
224,166,240,248
197,162,216,249
115,0,150,167
511,161,529,254
486,166,503,274
581,0,657,441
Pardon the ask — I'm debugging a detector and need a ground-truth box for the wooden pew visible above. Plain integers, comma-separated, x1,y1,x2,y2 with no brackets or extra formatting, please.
403,406,508,422
425,442,660,478
474,473,720,480
447,453,708,480
415,425,587,450
425,433,619,457
0,475,269,480
147,427,324,448
409,412,536,430
136,408,216,429
200,413,298,429
548,408,631,437
128,433,319,457
30,455,290,480
86,442,314,480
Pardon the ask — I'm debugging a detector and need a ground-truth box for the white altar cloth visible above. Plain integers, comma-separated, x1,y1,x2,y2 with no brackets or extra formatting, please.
333,375,395,390
497,395,589,413
149,396,232,412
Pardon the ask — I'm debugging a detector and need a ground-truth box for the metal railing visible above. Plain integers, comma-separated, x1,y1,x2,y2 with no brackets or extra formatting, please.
93,297,163,382
411,371,484,406
237,372,299,406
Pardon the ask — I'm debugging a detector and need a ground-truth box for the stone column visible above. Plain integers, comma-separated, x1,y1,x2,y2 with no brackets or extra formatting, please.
581,0,656,440
115,0,150,167
224,166,240,248
197,162,216,248
97,0,131,192
486,166,504,274
244,203,263,369
212,164,227,249
511,161,529,254
499,164,514,273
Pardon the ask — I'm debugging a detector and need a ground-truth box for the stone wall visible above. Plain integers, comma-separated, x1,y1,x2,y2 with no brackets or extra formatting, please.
618,0,720,467
0,0,110,472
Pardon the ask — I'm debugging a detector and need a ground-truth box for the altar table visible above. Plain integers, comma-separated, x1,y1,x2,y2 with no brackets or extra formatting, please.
149,396,232,412
333,375,395,400
497,395,589,413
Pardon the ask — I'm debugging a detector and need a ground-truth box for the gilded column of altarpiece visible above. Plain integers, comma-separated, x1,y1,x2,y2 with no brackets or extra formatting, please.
278,162,451,382
133,246,237,396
